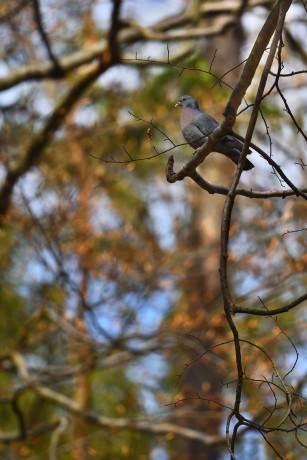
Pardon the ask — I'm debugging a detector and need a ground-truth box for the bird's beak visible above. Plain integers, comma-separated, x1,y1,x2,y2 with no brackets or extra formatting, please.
175,101,181,107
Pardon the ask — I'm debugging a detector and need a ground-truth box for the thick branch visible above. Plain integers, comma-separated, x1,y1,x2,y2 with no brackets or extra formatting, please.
0,0,276,91
0,48,122,221
223,0,282,122
0,419,61,442
220,0,294,316
219,1,293,456
9,352,225,448
0,40,107,90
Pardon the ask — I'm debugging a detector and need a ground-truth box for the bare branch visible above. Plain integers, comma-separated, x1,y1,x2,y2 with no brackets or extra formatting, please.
32,0,63,74
0,55,117,219
234,293,307,316
219,2,294,455
282,227,307,236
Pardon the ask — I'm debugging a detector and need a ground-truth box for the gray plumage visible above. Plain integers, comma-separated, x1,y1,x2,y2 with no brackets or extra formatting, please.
175,95,254,171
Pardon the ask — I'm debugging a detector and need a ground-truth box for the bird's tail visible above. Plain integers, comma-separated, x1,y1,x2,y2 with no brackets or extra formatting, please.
243,157,254,170
217,142,254,170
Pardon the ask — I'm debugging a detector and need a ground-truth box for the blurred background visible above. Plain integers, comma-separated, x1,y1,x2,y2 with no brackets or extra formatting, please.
0,0,306,459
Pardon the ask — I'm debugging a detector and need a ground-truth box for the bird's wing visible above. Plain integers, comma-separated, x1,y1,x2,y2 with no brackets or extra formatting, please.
193,112,219,136
221,134,252,154
182,123,206,148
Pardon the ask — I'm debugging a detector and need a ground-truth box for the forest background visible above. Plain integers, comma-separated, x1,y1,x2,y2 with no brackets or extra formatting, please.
0,0,306,459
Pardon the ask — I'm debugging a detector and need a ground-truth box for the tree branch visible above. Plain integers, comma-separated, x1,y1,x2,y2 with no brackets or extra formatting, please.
9,352,226,448
32,0,63,74
234,293,307,316
218,1,293,456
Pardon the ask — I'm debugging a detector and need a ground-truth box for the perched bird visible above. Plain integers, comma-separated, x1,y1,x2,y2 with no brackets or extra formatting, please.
175,95,254,171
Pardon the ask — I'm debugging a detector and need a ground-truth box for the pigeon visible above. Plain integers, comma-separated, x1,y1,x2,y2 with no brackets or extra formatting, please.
175,95,254,171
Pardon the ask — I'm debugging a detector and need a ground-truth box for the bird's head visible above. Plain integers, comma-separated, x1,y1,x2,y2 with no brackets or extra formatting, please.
175,95,199,110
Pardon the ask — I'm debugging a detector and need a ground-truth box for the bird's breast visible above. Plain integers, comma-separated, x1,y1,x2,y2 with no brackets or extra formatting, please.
180,107,198,128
